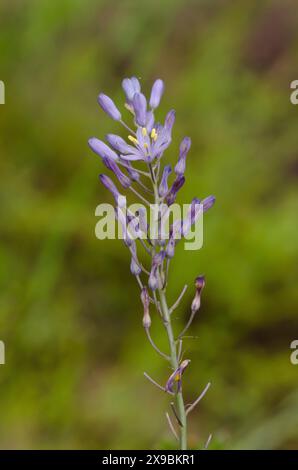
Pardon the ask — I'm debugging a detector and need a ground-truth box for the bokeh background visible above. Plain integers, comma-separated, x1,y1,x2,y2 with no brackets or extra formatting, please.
0,0,298,450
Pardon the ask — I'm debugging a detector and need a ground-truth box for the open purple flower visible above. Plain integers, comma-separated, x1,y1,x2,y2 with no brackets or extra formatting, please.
165,359,191,393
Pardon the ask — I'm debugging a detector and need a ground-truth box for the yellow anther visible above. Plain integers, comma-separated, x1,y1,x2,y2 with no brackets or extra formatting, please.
151,128,158,141
144,142,149,149
128,135,139,146
142,127,147,137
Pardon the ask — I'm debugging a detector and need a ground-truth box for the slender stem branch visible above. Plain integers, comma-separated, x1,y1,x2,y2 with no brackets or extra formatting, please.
145,328,171,361
177,339,183,362
143,372,174,395
186,382,211,416
129,186,151,206
177,308,197,340
170,285,188,314
137,237,152,255
119,161,151,178
120,119,136,135
204,433,212,449
135,179,153,194
170,401,183,427
166,412,179,441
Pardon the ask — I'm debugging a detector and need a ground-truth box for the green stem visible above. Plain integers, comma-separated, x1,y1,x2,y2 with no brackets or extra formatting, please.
159,288,187,450
149,166,187,450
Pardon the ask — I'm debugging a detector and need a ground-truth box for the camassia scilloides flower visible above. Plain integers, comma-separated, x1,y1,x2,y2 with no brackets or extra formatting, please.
89,76,215,450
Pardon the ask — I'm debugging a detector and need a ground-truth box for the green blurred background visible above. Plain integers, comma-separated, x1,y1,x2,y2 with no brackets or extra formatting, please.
0,0,298,450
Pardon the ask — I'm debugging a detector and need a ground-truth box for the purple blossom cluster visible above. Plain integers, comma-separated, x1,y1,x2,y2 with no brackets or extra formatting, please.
89,76,215,450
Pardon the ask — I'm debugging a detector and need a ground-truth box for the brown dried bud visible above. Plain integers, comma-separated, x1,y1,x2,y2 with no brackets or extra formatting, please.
141,287,151,329
191,275,205,314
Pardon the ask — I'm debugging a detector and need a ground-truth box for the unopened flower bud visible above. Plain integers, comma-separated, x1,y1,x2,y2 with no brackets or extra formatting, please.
165,236,175,258
133,92,147,127
141,287,151,328
166,176,185,206
148,266,159,291
191,275,205,314
98,93,121,121
164,109,175,132
159,164,172,197
130,241,141,276
174,137,191,176
149,79,164,109
89,138,119,161
122,77,141,102
202,195,216,212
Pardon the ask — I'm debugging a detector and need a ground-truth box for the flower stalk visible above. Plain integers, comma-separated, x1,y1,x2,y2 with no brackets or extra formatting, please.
89,76,215,450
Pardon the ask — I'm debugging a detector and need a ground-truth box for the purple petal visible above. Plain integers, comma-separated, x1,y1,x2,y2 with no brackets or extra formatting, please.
106,134,135,154
119,153,144,161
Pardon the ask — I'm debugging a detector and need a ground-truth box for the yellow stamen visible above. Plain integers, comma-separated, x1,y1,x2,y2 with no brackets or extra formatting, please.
174,374,181,382
151,128,158,141
144,143,148,149
142,127,147,137
128,135,139,146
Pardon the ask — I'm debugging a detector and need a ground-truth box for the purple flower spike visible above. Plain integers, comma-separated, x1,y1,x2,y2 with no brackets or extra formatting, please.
122,77,141,102
159,164,172,197
175,137,191,176
98,93,121,121
202,195,216,212
165,359,191,393
149,79,165,109
89,138,119,161
133,92,147,127
166,175,185,206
